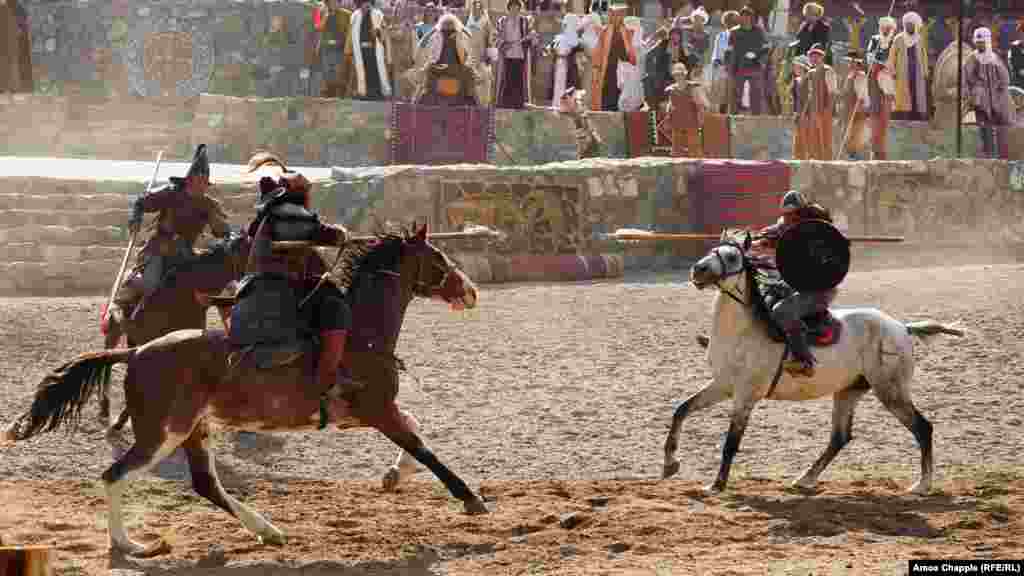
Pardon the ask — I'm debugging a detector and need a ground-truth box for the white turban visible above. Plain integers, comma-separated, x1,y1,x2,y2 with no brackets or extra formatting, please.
902,11,922,27
973,27,991,43
879,16,897,29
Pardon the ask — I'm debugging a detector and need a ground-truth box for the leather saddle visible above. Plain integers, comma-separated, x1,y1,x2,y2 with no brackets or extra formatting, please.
766,309,843,348
223,275,315,370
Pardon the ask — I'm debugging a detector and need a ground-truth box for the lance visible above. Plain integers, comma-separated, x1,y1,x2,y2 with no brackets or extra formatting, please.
101,150,164,332
271,228,505,250
600,231,905,243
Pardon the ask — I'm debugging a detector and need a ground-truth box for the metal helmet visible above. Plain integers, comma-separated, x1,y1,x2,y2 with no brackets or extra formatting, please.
780,190,807,213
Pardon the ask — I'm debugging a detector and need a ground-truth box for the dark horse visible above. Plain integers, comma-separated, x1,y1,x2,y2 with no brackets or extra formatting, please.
6,224,488,556
98,232,251,430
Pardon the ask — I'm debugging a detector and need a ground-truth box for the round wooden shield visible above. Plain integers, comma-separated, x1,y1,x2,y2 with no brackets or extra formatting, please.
776,219,851,292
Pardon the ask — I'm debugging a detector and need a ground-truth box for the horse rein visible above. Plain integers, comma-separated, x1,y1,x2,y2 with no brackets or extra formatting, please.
707,240,790,399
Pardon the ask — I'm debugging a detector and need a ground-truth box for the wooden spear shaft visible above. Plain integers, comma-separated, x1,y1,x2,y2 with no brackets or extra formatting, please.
271,230,501,250
605,232,906,243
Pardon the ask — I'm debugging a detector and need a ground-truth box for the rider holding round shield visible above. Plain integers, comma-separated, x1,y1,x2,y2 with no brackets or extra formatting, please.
233,171,354,413
749,189,843,376
109,144,232,325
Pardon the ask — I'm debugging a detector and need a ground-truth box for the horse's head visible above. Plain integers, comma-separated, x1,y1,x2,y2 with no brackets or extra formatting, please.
399,223,479,310
690,229,752,293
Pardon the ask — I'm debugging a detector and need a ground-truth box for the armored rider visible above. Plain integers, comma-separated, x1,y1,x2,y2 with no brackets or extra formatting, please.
232,171,354,415
749,189,837,376
108,144,232,324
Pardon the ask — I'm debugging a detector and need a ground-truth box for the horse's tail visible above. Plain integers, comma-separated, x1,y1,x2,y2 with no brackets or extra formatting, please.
905,320,965,338
4,348,136,442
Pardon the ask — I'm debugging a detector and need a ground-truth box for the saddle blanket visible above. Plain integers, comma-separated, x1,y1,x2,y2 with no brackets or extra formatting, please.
391,103,495,165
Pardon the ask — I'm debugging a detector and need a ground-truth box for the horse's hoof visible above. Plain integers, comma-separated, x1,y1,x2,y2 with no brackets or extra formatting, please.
381,467,401,493
463,496,490,515
258,530,287,547
662,460,681,479
135,538,172,558
908,481,932,496
703,481,726,494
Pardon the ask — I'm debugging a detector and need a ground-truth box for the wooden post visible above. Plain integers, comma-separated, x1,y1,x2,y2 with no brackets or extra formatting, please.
0,546,54,576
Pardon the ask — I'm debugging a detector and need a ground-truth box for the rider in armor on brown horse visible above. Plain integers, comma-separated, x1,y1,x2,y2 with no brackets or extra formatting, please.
231,171,354,419
108,144,232,325
749,189,836,376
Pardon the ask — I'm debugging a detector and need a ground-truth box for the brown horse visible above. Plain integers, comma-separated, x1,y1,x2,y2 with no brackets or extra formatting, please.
95,149,291,426
6,224,488,556
99,233,251,428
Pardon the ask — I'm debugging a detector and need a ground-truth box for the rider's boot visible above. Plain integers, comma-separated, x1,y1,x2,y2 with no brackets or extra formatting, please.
783,321,816,377
317,329,356,429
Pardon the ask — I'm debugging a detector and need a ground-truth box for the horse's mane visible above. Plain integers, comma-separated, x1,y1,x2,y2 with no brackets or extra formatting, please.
332,230,410,300
718,228,786,338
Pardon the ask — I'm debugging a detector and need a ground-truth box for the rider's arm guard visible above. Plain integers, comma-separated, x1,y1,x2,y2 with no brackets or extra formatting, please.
133,182,180,214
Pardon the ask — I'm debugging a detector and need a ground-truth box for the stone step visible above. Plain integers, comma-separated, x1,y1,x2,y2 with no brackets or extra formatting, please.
0,223,250,247
0,208,251,230
0,193,253,213
0,243,125,263
0,259,120,295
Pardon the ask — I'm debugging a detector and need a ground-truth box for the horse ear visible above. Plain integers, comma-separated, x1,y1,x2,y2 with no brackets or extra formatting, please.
416,222,428,241
743,230,752,251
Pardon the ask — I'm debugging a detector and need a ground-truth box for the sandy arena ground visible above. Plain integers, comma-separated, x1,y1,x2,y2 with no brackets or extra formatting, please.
0,253,1022,575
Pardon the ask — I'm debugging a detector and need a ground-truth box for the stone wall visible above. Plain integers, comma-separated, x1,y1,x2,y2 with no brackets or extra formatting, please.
2,157,1022,295
4,92,1022,167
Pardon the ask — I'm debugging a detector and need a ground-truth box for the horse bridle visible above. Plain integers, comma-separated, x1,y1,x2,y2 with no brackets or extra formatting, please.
710,240,750,307
376,241,459,300
410,242,458,299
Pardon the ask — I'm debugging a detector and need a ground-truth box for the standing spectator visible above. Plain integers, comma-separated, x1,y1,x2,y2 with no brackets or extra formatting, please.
792,2,831,66
1,0,33,93
466,0,497,105
866,15,897,159
584,3,637,111
887,11,929,121
790,55,810,158
494,0,538,108
313,0,354,98
643,25,685,111
350,0,392,100
727,5,769,115
964,27,1014,159
545,13,585,108
838,51,870,160
710,10,739,113
679,7,710,80
794,43,836,159
1008,19,1024,89
665,62,709,157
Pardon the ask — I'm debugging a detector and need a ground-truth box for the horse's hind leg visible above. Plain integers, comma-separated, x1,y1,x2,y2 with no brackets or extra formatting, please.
102,432,187,556
369,402,488,515
381,408,422,492
663,379,731,479
792,379,870,491
182,421,285,546
871,380,934,495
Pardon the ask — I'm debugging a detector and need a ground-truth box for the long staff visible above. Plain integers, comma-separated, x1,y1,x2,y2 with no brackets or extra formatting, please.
601,231,905,243
102,151,164,328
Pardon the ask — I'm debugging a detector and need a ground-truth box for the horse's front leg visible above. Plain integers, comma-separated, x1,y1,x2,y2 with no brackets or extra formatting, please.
382,408,423,492
368,402,488,515
708,392,757,493
663,378,731,479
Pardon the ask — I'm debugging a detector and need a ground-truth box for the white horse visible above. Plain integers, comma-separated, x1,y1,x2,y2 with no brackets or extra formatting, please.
662,230,964,494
